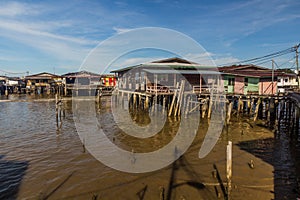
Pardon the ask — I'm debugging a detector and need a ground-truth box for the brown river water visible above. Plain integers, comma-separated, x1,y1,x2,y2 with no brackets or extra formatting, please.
0,95,299,199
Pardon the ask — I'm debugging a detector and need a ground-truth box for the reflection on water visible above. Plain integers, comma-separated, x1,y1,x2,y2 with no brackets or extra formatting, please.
0,95,299,199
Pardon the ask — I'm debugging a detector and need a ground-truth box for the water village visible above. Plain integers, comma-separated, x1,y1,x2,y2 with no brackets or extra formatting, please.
0,57,298,96
2,56,300,199
1,56,300,125
2,56,300,137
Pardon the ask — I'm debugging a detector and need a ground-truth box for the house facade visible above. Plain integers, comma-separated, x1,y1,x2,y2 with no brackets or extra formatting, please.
277,73,298,93
25,72,62,94
62,70,101,96
222,74,259,95
219,65,284,95
111,57,223,95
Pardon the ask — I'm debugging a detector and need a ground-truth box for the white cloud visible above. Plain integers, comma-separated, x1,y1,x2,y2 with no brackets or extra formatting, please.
0,19,95,45
113,57,163,67
0,1,41,17
113,27,135,34
184,52,240,66
205,0,300,47
213,56,240,66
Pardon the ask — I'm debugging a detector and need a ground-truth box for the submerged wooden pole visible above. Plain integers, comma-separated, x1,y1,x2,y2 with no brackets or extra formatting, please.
202,98,208,118
55,93,59,128
185,96,191,118
162,95,166,114
227,102,233,124
237,96,243,116
226,141,232,199
247,97,251,114
145,96,149,110
174,80,185,116
208,95,213,119
168,82,179,116
254,98,261,122
249,97,255,116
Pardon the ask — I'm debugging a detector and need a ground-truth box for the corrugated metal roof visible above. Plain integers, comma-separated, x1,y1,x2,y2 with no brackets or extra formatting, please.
142,69,222,75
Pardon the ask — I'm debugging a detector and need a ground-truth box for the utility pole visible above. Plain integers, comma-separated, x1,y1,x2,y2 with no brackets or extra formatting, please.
296,44,299,89
272,60,274,95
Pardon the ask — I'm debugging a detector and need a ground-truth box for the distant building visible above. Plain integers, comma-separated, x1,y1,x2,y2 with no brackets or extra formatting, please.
25,72,62,94
62,70,101,96
100,74,117,87
277,73,298,93
0,76,7,95
0,76,26,95
218,64,292,95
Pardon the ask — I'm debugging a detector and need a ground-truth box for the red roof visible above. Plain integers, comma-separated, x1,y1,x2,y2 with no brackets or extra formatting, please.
218,64,295,78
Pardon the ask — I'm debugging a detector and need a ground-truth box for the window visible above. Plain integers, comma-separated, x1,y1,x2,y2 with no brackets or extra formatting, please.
277,78,281,82
158,74,168,84
244,78,248,86
141,72,145,83
285,78,288,83
228,77,235,86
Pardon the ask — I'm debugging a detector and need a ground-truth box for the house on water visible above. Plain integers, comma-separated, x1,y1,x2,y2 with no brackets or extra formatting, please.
25,72,62,94
218,65,298,95
62,70,101,96
111,57,223,95
111,57,226,117
218,64,290,95
277,71,298,93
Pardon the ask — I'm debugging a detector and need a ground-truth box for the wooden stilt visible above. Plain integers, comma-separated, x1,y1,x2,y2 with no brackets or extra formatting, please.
227,102,233,124
226,141,232,199
247,97,251,114
249,98,255,115
254,98,261,122
133,94,137,108
208,96,213,119
202,98,208,118
168,82,179,116
162,96,166,114
174,80,185,116
185,96,191,118
145,96,149,110
237,96,243,116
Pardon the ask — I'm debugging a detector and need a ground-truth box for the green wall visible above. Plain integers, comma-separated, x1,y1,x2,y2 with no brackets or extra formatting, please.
244,77,259,94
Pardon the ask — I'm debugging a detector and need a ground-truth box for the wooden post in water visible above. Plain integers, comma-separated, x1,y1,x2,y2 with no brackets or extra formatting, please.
249,98,254,116
208,95,213,119
227,102,233,124
247,97,251,114
159,186,165,200
145,96,149,110
133,94,137,108
152,95,156,113
174,80,185,116
5,87,8,96
162,95,166,114
226,141,232,200
55,93,59,128
254,98,261,122
168,82,179,116
185,96,191,118
202,98,208,118
237,96,243,116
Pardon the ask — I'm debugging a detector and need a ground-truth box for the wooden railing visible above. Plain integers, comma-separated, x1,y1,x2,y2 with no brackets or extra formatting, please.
192,86,210,94
146,85,173,94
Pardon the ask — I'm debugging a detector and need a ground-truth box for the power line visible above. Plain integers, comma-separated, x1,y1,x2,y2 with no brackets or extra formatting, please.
219,43,300,66
0,69,28,75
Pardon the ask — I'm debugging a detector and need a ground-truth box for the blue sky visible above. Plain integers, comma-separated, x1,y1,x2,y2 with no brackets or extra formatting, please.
0,0,299,76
